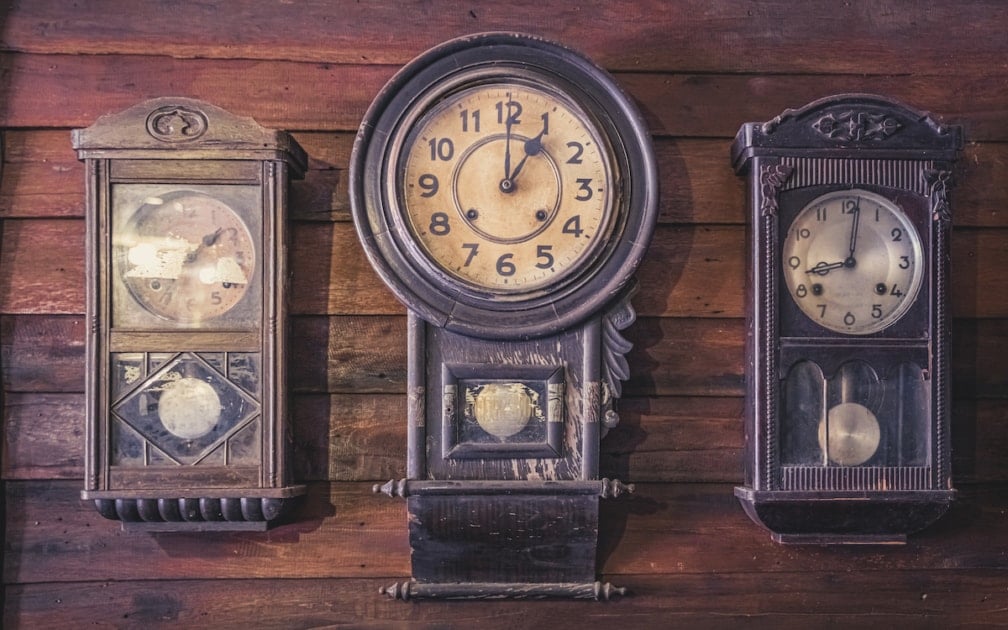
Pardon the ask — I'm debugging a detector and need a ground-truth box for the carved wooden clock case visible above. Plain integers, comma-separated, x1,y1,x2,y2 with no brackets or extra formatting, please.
731,94,961,543
351,33,658,599
74,98,307,530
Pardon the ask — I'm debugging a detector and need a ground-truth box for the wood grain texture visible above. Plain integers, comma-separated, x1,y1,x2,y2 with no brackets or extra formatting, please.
7,315,1008,399
5,130,1006,229
6,218,1006,319
4,570,1007,628
6,480,1008,586
3,1,1007,624
0,54,1005,140
3,0,1007,75
6,392,1007,485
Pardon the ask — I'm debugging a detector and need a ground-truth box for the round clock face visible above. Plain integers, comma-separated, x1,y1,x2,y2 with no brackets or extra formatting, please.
396,82,614,293
782,190,924,335
117,192,256,322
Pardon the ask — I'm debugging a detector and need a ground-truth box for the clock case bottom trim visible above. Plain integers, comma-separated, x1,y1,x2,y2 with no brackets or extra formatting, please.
735,486,956,544
83,486,306,531
378,580,627,601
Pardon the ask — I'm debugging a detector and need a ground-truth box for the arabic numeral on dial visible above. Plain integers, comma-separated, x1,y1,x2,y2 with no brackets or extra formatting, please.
844,311,856,326
418,174,438,197
540,112,549,134
795,228,811,242
496,99,522,125
816,207,827,221
872,304,883,318
496,253,516,276
535,244,554,269
562,215,584,237
566,141,584,164
787,256,801,269
460,108,480,132
795,284,807,298
891,227,903,242
428,137,454,161
429,212,451,235
575,178,593,201
817,304,827,318
462,243,479,266
899,255,910,269
890,284,904,297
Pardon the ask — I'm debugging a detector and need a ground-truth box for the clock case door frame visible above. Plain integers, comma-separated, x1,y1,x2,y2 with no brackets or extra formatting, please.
730,94,961,543
74,97,307,531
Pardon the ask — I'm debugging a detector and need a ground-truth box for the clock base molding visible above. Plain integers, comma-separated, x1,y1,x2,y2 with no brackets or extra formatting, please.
734,486,956,545
375,478,633,599
378,580,627,602
83,487,306,532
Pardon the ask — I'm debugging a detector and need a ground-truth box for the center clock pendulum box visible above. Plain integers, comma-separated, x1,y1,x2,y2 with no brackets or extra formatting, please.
350,33,658,600
73,97,307,531
731,94,962,543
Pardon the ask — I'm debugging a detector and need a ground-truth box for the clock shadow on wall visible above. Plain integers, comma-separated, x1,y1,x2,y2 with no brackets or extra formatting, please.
143,159,341,550
596,137,695,572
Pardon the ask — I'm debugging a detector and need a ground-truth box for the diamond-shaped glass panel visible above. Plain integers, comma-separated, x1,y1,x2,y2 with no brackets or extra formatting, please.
112,352,260,464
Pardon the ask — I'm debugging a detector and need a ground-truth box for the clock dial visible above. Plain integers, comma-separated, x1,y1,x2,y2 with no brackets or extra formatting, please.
782,190,924,334
116,191,256,322
397,82,614,293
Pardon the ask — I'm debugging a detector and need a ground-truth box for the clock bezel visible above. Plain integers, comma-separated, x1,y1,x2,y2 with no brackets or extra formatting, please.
351,32,657,339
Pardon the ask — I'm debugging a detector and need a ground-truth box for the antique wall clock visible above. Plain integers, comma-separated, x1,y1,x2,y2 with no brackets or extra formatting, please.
74,97,307,530
351,33,657,598
731,94,961,543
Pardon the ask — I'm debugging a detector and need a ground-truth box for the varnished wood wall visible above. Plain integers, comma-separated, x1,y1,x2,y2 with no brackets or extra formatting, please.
2,1,1007,626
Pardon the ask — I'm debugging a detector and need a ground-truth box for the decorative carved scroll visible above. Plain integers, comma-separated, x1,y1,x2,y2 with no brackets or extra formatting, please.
759,163,794,217
924,168,954,224
812,110,902,142
145,105,209,142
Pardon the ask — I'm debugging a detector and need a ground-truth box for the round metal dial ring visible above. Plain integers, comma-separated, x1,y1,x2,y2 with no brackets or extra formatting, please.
117,191,255,322
782,190,924,335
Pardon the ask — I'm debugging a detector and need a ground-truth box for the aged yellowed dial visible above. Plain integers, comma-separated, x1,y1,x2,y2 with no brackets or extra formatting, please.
116,191,255,322
398,82,614,293
782,190,924,334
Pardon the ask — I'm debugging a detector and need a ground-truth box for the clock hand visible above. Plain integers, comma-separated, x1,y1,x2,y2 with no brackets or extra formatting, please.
184,227,225,263
503,94,515,181
507,129,546,185
806,260,846,275
846,197,861,265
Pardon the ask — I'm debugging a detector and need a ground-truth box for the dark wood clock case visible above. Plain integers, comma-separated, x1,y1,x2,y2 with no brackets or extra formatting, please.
731,94,961,543
352,33,658,599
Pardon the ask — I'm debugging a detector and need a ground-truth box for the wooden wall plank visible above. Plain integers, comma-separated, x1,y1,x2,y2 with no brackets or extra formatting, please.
6,314,1008,400
6,391,1005,485
5,480,1008,584
0,54,1002,139
3,1,1006,76
5,218,1006,319
6,570,1008,628
3,130,1005,229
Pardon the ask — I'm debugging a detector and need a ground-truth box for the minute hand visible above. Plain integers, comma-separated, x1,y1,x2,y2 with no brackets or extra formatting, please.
847,199,861,259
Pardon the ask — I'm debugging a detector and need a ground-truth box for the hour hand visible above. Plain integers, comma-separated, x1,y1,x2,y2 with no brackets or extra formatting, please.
806,260,846,275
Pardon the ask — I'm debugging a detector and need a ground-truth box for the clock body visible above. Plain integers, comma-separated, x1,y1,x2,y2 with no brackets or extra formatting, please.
74,97,307,531
351,33,657,599
731,94,961,543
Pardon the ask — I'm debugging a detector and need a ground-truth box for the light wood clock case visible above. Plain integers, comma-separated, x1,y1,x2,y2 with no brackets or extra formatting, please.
351,33,658,599
731,94,961,543
74,97,307,531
